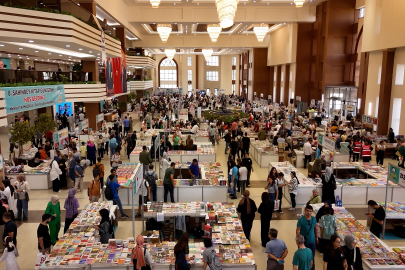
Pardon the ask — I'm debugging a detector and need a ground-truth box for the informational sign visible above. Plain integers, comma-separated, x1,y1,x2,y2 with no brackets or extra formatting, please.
96,113,104,123
3,85,65,114
333,109,341,116
388,163,405,188
323,136,336,151
345,104,355,112
362,115,378,125
79,119,89,130
296,96,301,101
53,128,68,148
318,133,324,147
310,99,315,107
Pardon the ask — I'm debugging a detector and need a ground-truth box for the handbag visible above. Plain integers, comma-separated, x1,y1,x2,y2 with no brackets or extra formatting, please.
396,151,401,157
25,192,30,202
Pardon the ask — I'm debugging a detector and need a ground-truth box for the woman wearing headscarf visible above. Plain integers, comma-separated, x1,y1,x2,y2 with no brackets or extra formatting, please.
58,156,67,189
322,166,336,203
64,189,80,233
131,235,152,270
50,156,62,193
98,208,113,244
343,235,363,270
86,140,97,166
237,190,257,241
316,200,335,222
45,195,61,245
161,152,170,179
258,192,274,247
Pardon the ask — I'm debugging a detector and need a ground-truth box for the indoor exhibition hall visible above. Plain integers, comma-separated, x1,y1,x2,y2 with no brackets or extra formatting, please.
0,0,405,270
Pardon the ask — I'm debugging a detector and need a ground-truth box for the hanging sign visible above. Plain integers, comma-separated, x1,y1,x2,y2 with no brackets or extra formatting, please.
96,113,104,123
345,104,355,112
388,164,405,188
296,96,301,101
79,119,89,130
323,136,336,151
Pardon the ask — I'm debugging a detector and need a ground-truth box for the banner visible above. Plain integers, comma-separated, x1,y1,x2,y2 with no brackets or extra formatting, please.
0,58,11,69
100,30,106,64
3,85,65,114
323,136,336,151
96,113,104,123
105,58,114,96
79,119,89,130
345,104,355,112
53,128,68,148
388,163,405,188
121,49,127,93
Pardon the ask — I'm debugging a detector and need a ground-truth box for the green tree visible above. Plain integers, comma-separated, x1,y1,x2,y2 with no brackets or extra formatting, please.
118,101,127,112
34,113,57,135
10,121,34,154
128,92,137,101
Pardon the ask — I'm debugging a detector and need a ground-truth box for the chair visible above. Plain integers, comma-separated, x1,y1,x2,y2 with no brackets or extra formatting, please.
161,228,174,242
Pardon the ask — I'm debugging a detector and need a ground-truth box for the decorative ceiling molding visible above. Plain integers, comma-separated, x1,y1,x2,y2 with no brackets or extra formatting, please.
142,23,184,34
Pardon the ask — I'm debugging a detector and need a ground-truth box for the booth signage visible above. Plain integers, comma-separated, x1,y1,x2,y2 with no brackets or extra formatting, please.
79,119,89,130
96,113,104,123
345,104,355,111
323,136,336,151
3,85,65,114
318,133,324,146
388,164,405,188
295,96,301,101
362,115,378,125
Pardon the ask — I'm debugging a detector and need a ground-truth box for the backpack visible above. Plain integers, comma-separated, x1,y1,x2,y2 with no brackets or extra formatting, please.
104,181,114,200
145,172,157,188
207,248,222,270
93,164,101,177
110,139,117,149
237,136,242,148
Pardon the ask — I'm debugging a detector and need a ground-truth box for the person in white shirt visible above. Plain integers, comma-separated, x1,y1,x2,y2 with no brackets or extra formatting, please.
303,139,313,169
238,161,248,196
74,125,80,138
191,124,199,134
50,156,62,193
79,112,85,121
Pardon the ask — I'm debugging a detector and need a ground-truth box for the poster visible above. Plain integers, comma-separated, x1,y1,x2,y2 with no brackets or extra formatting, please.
295,96,301,101
323,136,336,151
53,128,68,148
3,85,65,114
0,58,11,69
105,58,114,96
96,113,104,123
79,119,89,130
388,163,405,188
56,102,72,116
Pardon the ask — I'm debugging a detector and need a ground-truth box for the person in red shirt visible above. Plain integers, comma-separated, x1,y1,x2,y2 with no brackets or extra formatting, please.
361,140,373,163
46,130,53,145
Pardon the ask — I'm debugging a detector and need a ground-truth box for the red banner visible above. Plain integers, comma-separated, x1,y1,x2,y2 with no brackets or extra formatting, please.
106,55,127,96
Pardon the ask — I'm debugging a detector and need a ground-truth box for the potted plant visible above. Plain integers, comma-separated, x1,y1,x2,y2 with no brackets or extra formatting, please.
10,121,34,156
34,113,57,139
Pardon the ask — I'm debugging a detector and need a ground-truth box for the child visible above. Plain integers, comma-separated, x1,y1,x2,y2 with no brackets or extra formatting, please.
0,236,19,270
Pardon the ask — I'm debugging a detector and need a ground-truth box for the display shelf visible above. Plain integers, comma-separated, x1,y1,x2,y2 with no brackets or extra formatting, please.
250,140,279,167
6,160,52,189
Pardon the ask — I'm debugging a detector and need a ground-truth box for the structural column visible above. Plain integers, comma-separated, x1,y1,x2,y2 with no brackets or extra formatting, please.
84,102,99,131
116,27,127,52
82,61,99,82
377,49,395,134
283,64,290,105
276,66,281,103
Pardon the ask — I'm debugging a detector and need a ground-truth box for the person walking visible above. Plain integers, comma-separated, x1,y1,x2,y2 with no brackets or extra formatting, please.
288,171,299,211
106,175,130,218
93,157,105,190
2,212,17,249
229,160,238,199
135,172,150,218
58,157,67,189
50,156,62,193
323,235,347,270
110,150,121,170
126,133,133,159
303,139,313,169
131,235,152,270
145,164,158,202
87,140,97,166
163,162,176,203
241,132,250,157
3,179,17,219
0,236,19,270
224,130,231,154
266,176,278,203
74,158,84,192
296,204,317,270
45,195,61,245
265,228,288,270
343,235,363,270
366,200,386,238
238,161,248,196
321,167,336,203
258,192,273,247
139,146,153,176
276,172,286,214
97,208,113,244
37,214,52,255
88,173,101,203
229,137,238,158
319,207,337,254
109,135,117,158
237,190,257,241
96,135,104,159
292,235,313,270
14,175,29,221
64,189,79,233
376,140,385,165
242,153,253,187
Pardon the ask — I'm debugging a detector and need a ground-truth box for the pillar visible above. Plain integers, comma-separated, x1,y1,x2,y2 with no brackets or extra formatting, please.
116,27,126,52
84,103,99,131
276,66,281,103
283,64,290,105
358,52,369,116
377,49,396,134
82,61,99,82
118,95,128,113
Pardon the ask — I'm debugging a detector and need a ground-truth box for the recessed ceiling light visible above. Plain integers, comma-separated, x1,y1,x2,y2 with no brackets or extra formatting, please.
19,57,22,58
59,55,62,56
19,48,23,50
48,53,51,55
97,53,100,55
35,59,37,60
35,50,39,52
79,48,82,50
27,58,29,59
66,45,70,47
29,40,34,43
0,44,4,46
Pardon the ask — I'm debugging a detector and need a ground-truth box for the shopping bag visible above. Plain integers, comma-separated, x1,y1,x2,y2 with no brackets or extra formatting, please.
274,200,280,211
35,253,47,269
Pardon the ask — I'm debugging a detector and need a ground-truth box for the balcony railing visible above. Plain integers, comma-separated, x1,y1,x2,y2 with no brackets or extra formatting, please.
0,70,93,85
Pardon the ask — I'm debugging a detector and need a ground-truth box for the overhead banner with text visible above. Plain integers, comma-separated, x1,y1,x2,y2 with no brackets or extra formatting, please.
3,85,65,114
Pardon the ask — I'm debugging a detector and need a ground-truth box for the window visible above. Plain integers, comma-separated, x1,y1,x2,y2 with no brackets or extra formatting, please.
232,70,236,80
206,88,210,95
391,98,402,134
232,84,235,94
160,84,177,88
160,69,177,81
232,57,236,66
368,102,372,115
375,97,379,117
160,58,176,66
395,64,405,85
188,84,192,93
187,57,192,66
359,7,365,19
188,70,192,81
207,56,219,66
206,71,219,81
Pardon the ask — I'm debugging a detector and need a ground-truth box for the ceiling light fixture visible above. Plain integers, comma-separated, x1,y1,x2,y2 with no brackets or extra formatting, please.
294,0,305,7
207,24,222,42
150,0,161,8
157,24,172,43
202,48,213,62
215,0,238,28
165,49,176,60
253,23,269,42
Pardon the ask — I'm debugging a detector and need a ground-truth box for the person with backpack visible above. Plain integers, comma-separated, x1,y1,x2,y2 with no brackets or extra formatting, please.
93,157,104,191
109,135,117,158
144,164,158,202
135,170,151,218
202,238,222,270
73,158,84,192
131,235,152,270
96,208,113,244
105,174,130,219
319,206,337,254
88,173,101,203
288,171,299,211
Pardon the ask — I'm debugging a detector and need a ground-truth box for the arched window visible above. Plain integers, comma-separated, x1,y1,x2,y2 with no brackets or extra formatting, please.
159,57,178,88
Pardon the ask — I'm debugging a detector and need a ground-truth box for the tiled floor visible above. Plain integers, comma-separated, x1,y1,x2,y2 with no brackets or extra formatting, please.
1,121,405,270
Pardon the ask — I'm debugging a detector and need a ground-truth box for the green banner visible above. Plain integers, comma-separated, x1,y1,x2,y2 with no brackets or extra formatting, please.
388,163,405,188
